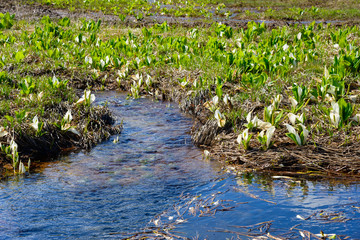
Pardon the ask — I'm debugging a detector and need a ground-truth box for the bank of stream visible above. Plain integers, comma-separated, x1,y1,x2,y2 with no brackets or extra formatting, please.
0,92,359,239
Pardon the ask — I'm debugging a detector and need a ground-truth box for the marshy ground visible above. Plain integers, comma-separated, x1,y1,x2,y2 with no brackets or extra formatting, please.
1,0,360,179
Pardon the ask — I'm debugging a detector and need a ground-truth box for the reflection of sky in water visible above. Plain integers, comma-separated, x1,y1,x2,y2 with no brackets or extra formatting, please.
0,92,359,239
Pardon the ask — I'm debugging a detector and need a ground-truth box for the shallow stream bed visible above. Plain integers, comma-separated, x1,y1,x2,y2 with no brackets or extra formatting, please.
0,92,359,239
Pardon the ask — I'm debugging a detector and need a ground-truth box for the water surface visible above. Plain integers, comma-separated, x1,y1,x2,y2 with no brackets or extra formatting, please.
0,91,359,239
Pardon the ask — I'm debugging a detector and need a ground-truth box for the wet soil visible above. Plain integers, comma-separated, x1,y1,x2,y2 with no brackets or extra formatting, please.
1,0,360,178
1,0,359,29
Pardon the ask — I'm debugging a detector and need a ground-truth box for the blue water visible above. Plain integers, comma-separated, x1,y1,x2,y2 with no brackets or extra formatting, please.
0,91,359,239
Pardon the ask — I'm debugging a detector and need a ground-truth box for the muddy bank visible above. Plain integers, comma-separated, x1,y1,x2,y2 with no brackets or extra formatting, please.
1,0,359,29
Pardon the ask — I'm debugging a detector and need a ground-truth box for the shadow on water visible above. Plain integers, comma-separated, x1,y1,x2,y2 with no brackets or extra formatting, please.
0,91,359,239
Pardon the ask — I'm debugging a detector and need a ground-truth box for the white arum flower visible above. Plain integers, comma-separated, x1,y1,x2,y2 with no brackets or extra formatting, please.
330,102,340,127
19,161,26,174
0,126,8,137
237,129,249,144
245,112,259,129
63,110,73,124
30,116,39,131
288,113,304,125
76,90,96,105
285,124,301,145
145,74,152,87
214,109,226,127
272,94,283,109
37,91,43,101
300,124,309,144
10,139,18,156
52,75,59,86
352,114,360,123
282,43,289,51
265,126,276,148
212,96,219,106
289,97,298,108
257,119,272,130
348,95,357,103
224,94,232,105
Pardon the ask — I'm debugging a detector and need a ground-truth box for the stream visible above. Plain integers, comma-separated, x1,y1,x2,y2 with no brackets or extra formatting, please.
0,91,359,239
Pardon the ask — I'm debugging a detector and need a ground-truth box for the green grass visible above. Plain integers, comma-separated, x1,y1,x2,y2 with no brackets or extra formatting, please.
1,5,360,173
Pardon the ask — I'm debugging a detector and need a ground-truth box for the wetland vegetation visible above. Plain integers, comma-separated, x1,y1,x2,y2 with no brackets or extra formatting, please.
1,0,360,178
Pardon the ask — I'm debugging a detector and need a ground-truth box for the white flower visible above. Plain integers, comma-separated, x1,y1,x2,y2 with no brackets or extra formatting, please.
76,90,96,105
352,114,360,123
288,113,304,125
282,43,289,51
212,96,219,106
19,161,26,174
285,124,301,145
297,32,302,40
63,110,73,124
348,95,357,103
300,124,309,143
266,126,276,148
0,126,8,137
30,116,39,131
330,102,340,127
237,129,250,144
10,139,18,155
289,96,298,108
272,94,283,109
52,75,59,86
214,109,226,127
257,119,272,130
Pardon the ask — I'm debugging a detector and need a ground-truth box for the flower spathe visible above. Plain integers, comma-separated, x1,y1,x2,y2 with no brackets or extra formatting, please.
63,110,73,124
214,109,226,127
76,90,96,105
0,126,8,137
30,116,39,131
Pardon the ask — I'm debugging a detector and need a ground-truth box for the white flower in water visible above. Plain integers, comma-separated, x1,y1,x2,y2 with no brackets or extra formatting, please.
30,116,39,131
203,150,210,158
288,113,304,125
168,216,174,221
0,126,8,137
63,110,73,124
289,96,298,108
19,161,26,174
214,109,226,127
